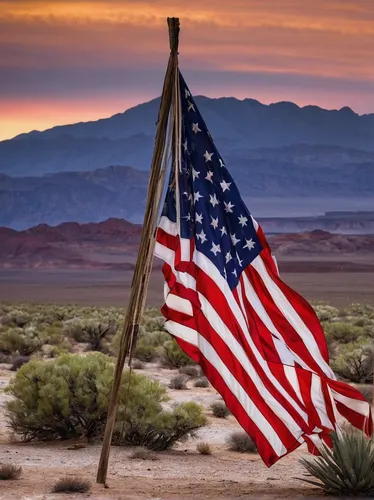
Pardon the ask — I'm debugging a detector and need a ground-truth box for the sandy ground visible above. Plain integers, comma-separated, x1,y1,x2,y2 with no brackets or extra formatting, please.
0,364,323,500
0,268,374,308
0,264,373,498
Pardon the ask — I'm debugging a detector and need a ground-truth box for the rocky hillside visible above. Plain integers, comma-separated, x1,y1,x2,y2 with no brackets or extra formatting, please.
2,163,374,230
1,219,374,270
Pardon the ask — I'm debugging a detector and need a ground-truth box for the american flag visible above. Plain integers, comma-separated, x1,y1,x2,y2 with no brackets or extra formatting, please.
154,70,372,466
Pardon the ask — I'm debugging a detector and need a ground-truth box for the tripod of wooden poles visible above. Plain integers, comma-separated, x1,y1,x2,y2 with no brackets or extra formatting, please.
96,17,181,486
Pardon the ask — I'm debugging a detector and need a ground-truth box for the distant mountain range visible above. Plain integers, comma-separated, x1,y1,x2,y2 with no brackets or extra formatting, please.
1,218,374,271
1,97,374,177
1,96,373,229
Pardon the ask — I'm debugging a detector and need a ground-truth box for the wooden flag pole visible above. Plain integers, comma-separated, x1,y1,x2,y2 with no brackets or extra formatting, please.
96,17,180,486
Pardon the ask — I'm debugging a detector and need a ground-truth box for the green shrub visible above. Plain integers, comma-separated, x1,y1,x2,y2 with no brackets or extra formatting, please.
118,401,207,451
324,322,364,344
314,304,339,322
162,339,193,368
210,402,230,418
6,352,206,450
331,343,372,383
6,352,168,441
300,430,374,496
344,304,374,320
134,341,157,362
227,431,257,453
63,319,117,351
6,310,32,328
0,327,44,356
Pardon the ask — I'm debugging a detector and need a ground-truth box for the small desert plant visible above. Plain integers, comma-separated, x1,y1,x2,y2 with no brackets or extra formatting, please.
119,401,207,451
331,343,373,383
300,430,374,496
129,448,159,460
227,431,257,453
324,322,364,344
196,442,212,455
0,463,22,480
169,374,188,390
314,304,339,322
210,402,230,418
0,327,43,356
194,377,209,388
162,339,193,368
52,476,91,493
134,341,157,362
179,365,199,378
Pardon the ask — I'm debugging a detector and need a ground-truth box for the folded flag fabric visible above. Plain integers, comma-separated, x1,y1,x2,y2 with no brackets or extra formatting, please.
154,70,372,466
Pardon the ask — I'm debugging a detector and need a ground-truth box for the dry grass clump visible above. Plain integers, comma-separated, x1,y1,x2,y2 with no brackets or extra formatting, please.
196,442,212,455
169,374,188,390
52,476,91,493
179,365,199,378
210,401,230,418
194,377,209,388
0,463,22,480
226,431,257,453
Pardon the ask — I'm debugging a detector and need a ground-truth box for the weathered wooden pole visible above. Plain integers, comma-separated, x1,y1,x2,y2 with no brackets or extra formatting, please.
96,17,180,486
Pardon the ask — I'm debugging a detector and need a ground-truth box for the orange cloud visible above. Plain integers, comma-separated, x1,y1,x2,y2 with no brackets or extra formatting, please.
0,0,373,139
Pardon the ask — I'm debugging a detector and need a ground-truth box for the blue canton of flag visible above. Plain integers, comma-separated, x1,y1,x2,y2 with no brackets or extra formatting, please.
162,71,262,289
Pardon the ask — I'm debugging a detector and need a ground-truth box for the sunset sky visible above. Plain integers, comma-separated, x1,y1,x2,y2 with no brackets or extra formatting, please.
1,0,374,140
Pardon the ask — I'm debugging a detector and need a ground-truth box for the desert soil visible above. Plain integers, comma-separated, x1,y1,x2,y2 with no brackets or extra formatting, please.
0,363,323,500
0,267,374,307
0,263,373,499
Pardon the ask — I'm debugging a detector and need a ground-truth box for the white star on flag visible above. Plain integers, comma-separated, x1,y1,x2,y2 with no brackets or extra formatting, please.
197,229,207,243
231,233,240,246
224,201,234,213
219,158,225,168
192,168,200,181
210,216,219,229
205,171,214,183
192,123,201,134
195,213,203,224
203,151,214,162
209,194,219,207
185,88,191,98
220,226,227,236
194,191,203,203
236,254,243,266
238,215,248,227
210,242,221,256
243,238,256,250
225,251,233,263
232,269,238,277
220,180,231,192
183,139,188,151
